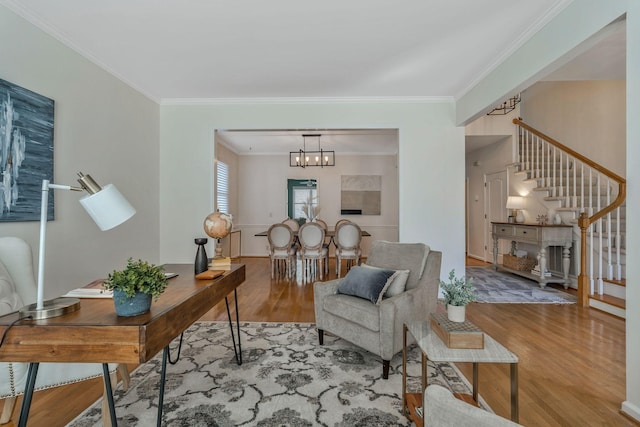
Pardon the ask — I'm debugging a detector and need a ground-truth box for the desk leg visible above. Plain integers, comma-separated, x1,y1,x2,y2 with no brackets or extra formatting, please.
17,362,38,427
472,362,479,403
102,363,118,427
157,346,169,427
511,362,519,423
225,289,242,365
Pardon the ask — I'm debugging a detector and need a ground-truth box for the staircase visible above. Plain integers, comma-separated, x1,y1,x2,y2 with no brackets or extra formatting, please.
513,119,626,317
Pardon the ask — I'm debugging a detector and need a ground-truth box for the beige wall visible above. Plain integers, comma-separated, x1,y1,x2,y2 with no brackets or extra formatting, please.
521,80,626,176
0,6,160,298
236,153,399,256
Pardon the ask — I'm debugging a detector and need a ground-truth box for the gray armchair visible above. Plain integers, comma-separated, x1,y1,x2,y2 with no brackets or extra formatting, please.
314,240,442,378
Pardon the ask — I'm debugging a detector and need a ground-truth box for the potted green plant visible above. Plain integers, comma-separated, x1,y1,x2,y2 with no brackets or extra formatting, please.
439,269,477,322
103,258,169,317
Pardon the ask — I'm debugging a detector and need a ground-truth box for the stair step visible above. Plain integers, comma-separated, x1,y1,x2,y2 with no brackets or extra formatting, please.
602,278,626,286
590,293,626,309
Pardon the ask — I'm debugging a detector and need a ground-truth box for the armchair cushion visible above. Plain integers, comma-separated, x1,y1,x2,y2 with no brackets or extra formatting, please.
337,265,399,304
361,264,410,298
0,260,23,315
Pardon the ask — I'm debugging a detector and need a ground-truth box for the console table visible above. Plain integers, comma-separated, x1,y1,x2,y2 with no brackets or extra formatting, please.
492,222,573,288
0,263,245,427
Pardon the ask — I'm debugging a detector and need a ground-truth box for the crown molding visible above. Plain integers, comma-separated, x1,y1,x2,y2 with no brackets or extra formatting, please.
161,96,454,106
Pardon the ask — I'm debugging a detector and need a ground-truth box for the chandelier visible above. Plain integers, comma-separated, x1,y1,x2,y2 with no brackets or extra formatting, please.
289,134,335,168
487,94,521,115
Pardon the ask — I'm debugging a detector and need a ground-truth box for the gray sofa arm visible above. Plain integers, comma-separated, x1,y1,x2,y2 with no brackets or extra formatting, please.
313,279,343,330
423,385,521,426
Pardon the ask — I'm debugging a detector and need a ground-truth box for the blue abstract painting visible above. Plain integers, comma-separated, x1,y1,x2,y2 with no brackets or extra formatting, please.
0,79,54,222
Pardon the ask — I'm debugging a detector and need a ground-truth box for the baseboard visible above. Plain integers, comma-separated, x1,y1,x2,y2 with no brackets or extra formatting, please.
622,401,640,424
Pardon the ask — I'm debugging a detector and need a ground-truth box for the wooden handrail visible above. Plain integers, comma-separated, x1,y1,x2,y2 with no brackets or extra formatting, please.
513,118,627,306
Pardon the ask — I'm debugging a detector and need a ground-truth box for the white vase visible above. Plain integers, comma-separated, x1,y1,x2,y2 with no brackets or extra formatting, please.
447,304,466,323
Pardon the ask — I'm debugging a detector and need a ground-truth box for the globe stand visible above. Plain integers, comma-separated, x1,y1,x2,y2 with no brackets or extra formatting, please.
213,238,224,259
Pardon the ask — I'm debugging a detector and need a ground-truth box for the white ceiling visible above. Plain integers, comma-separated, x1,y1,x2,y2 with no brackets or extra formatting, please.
1,0,625,155
1,0,570,102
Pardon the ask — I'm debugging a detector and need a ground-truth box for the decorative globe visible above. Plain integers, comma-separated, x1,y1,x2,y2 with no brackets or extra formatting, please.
204,211,233,239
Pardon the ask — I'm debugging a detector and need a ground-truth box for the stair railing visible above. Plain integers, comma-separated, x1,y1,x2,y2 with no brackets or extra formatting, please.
513,119,626,306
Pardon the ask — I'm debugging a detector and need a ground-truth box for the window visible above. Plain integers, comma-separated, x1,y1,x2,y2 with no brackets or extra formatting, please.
216,160,229,214
287,179,317,220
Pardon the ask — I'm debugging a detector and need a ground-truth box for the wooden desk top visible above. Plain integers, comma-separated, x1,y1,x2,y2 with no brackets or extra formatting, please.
0,263,245,364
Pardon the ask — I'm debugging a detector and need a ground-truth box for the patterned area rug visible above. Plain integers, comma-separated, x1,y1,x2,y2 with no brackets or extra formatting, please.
467,266,577,304
68,321,480,426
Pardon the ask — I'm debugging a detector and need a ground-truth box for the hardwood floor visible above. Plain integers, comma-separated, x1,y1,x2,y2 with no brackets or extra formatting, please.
1,257,634,426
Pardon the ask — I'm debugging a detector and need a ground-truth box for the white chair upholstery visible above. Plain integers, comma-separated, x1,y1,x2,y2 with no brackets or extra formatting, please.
298,222,328,281
0,237,128,425
334,221,362,277
424,385,522,426
314,240,441,378
267,223,297,279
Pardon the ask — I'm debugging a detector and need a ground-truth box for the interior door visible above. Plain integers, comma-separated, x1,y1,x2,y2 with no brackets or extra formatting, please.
485,171,508,262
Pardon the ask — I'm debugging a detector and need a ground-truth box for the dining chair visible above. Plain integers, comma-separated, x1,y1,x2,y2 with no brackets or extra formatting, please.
334,219,351,230
281,218,300,232
334,221,363,277
298,222,328,281
267,223,297,279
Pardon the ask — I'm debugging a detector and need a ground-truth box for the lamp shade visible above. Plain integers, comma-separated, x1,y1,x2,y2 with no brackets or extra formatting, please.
79,184,136,230
506,196,524,210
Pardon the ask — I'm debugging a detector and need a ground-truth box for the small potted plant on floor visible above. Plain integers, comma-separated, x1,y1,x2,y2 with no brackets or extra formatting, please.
104,258,169,316
439,269,477,322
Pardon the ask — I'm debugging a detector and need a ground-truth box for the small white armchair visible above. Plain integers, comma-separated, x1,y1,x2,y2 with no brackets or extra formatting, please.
0,237,128,425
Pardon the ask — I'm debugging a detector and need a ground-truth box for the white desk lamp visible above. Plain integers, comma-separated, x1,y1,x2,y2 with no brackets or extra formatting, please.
19,172,136,319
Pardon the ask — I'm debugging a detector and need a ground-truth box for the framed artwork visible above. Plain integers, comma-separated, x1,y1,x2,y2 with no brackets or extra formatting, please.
341,175,381,215
0,78,55,222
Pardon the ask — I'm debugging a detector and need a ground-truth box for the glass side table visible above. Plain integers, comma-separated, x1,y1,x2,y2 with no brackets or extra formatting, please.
402,320,519,425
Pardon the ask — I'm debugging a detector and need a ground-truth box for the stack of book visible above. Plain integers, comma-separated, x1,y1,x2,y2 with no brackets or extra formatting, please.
531,265,552,277
209,256,231,270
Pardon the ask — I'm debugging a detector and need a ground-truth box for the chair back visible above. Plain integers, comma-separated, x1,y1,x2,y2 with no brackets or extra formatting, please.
282,218,300,232
334,219,350,230
267,224,295,251
0,237,37,305
314,219,328,230
366,240,430,291
335,222,362,250
298,222,325,252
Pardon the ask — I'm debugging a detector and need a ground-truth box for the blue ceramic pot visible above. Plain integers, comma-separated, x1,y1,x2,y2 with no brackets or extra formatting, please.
113,290,152,317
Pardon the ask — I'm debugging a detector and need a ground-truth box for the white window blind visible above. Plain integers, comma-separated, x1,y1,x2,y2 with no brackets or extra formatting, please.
216,161,229,214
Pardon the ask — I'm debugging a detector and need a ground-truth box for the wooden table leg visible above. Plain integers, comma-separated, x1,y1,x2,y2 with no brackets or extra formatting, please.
472,362,479,403
511,362,519,422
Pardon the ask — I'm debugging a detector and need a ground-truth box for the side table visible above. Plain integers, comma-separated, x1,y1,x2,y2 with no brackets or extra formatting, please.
402,320,519,425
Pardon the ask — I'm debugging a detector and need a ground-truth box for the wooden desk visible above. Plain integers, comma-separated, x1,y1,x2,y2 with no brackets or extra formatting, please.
0,263,245,426
491,222,573,288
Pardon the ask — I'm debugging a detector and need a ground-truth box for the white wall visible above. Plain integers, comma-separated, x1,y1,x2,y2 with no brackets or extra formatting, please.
159,101,465,281
0,6,160,298
521,80,626,175
625,1,640,421
236,153,399,256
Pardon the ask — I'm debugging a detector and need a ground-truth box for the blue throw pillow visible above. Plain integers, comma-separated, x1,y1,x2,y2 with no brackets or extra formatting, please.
337,265,398,304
